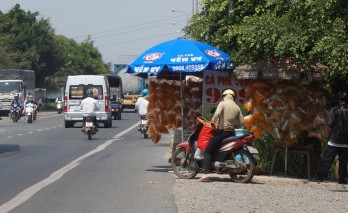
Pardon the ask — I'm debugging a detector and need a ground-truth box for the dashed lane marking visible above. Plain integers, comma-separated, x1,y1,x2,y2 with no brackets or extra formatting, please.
0,122,139,212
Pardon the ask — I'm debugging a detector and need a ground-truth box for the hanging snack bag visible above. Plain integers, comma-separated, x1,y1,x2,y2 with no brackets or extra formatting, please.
196,117,216,151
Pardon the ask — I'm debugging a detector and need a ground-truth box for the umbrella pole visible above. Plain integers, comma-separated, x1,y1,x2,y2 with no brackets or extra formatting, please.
285,145,288,176
180,72,184,143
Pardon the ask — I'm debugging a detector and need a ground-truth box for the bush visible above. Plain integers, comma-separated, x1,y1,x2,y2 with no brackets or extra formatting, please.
254,131,337,179
39,102,56,111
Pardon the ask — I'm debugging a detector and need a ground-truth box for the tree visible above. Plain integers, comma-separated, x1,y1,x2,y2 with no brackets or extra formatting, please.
44,35,111,90
0,4,58,87
185,0,348,88
0,4,112,90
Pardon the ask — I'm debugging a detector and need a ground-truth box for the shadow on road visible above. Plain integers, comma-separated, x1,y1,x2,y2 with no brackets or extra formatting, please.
146,165,172,173
0,144,21,154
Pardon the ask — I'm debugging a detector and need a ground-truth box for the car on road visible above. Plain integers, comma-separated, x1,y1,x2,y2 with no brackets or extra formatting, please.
64,75,113,128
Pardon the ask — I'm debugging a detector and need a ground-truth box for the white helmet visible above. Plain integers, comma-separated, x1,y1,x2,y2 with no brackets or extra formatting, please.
222,89,236,100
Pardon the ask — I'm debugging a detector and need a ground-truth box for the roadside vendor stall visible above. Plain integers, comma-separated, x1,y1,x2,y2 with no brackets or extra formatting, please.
234,61,331,179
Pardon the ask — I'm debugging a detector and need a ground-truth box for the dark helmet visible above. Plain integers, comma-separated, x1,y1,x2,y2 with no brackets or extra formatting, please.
86,89,93,97
337,91,348,101
142,88,149,96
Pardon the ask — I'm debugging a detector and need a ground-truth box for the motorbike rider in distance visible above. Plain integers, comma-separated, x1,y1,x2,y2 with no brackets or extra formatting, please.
55,95,62,103
135,88,149,131
10,94,21,118
80,89,101,131
199,88,245,182
25,95,38,120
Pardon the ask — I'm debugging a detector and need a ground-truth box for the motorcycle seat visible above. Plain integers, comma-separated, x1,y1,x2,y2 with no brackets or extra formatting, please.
220,135,246,144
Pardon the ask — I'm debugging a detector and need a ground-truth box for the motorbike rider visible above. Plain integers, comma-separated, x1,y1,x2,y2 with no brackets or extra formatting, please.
135,88,149,130
55,95,62,110
55,95,62,103
10,94,21,118
199,89,245,182
80,89,101,131
25,95,38,120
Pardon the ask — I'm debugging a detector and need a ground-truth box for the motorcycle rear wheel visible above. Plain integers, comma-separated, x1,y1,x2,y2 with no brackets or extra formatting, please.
87,130,92,140
229,149,255,183
171,148,199,179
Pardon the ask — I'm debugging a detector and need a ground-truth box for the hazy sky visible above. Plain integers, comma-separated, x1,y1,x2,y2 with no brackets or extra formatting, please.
0,0,195,65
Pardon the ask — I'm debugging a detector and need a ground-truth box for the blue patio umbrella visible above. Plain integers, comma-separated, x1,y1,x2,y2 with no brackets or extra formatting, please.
125,38,232,79
126,38,232,142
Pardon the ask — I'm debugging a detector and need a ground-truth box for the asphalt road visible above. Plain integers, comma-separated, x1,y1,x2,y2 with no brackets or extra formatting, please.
1,111,347,213
0,111,176,213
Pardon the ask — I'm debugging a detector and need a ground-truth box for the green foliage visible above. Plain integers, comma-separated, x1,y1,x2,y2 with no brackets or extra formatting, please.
253,131,275,172
39,102,56,111
185,0,348,87
0,4,111,89
254,131,326,179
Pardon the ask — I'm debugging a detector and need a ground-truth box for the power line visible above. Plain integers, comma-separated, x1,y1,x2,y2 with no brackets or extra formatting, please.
98,32,182,47
42,0,136,16
76,17,187,40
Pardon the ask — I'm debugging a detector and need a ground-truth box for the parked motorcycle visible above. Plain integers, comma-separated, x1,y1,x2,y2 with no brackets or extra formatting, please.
25,103,35,123
10,104,20,122
171,117,256,183
82,115,98,140
139,115,149,138
56,100,63,114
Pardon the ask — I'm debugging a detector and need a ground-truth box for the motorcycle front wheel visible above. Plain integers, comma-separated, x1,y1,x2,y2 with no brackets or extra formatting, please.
229,149,256,183
27,115,32,123
171,148,199,179
12,113,16,122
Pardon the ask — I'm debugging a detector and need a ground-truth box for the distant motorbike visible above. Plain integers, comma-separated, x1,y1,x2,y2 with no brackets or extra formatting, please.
56,100,63,114
10,104,20,123
171,117,256,183
25,103,36,123
82,115,98,140
139,115,149,138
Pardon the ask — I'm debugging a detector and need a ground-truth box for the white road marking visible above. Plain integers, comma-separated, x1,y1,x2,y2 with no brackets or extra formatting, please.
0,122,139,212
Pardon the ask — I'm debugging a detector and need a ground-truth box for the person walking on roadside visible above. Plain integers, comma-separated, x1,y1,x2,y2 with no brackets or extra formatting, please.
198,89,244,182
313,91,348,184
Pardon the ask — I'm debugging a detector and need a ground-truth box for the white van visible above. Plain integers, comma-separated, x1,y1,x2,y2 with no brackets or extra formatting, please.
64,75,112,128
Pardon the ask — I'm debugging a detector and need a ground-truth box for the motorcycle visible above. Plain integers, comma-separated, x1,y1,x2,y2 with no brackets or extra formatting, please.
56,100,63,114
25,103,36,123
82,115,98,140
10,104,20,122
171,117,256,183
139,115,149,138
